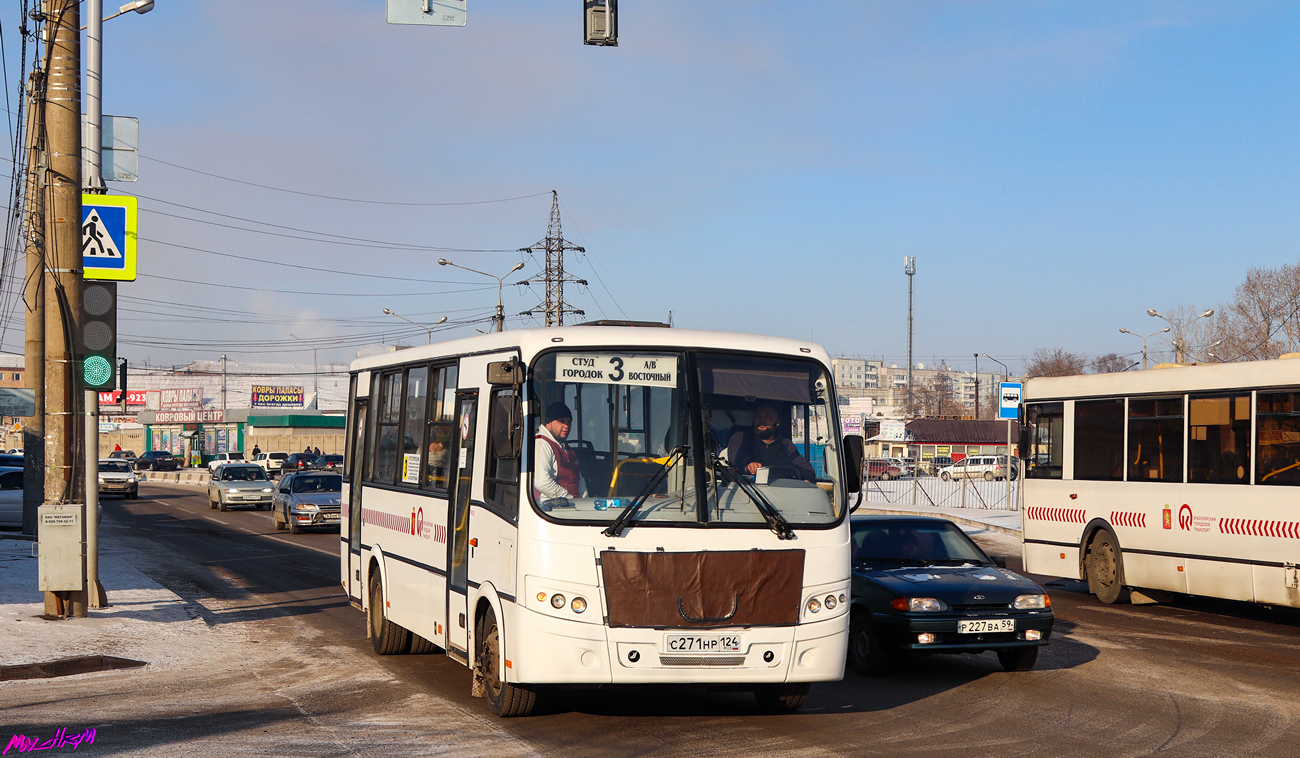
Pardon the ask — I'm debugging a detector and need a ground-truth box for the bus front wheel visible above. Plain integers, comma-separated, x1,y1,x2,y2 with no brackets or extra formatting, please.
1086,527,1131,604
753,682,811,712
479,606,536,717
368,571,409,655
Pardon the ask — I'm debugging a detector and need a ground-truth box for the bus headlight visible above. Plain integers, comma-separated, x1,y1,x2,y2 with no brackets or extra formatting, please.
806,598,821,614
571,597,587,613
824,595,837,610
550,593,566,609
1014,594,1049,609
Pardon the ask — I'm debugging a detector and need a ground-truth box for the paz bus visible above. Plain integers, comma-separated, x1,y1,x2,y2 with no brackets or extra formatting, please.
1022,357,1300,609
340,325,863,716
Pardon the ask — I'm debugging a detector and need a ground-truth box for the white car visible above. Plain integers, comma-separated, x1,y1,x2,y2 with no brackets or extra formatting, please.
0,467,21,527
207,452,248,473
938,455,1019,482
253,452,288,475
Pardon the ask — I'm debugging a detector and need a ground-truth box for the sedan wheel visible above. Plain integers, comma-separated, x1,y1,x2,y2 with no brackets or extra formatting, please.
997,646,1039,672
940,472,951,481
984,471,994,481
848,612,892,676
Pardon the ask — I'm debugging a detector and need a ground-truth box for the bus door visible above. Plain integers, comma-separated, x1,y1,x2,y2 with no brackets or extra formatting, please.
345,399,367,602
446,390,478,661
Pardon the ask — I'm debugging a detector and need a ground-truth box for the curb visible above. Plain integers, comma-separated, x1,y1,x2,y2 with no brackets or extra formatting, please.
852,505,1022,538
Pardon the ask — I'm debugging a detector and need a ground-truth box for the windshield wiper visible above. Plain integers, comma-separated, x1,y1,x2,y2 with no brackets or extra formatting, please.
712,452,794,540
602,446,686,538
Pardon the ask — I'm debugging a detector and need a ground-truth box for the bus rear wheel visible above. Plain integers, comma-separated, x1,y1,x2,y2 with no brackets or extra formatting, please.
1086,527,1131,604
479,606,536,717
368,571,409,655
753,682,811,711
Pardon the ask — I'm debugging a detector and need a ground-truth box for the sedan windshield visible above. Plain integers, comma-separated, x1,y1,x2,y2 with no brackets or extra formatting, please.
852,522,991,565
223,467,267,482
530,350,843,529
99,461,132,473
293,474,342,493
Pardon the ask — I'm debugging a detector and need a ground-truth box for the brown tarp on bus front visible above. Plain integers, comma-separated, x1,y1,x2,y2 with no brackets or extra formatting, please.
600,549,805,628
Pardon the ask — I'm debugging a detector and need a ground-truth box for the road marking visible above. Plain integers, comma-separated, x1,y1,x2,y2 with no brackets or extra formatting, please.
136,486,340,558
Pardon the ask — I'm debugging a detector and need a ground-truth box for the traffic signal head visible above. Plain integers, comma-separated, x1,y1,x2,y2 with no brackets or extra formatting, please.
81,281,117,390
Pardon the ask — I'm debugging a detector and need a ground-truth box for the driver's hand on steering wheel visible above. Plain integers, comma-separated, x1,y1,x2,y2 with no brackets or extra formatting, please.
745,462,762,475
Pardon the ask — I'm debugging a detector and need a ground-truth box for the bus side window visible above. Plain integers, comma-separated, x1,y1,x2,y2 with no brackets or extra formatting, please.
1025,402,1064,480
484,387,522,520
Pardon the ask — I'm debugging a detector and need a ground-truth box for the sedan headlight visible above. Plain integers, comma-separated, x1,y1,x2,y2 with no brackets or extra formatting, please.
261,488,273,493
293,503,319,512
226,488,240,494
891,597,947,612
128,477,136,483
97,477,105,484
1014,594,1050,610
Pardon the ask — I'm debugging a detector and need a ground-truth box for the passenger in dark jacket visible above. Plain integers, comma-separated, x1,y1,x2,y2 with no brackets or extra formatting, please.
726,402,816,482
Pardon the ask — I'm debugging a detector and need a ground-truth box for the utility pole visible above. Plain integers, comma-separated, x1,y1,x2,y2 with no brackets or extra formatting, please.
904,257,916,417
43,0,87,617
973,353,980,420
221,353,227,418
22,52,46,537
519,191,586,326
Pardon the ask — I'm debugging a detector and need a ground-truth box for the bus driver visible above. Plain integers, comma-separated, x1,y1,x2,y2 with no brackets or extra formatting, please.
534,402,583,501
727,402,817,482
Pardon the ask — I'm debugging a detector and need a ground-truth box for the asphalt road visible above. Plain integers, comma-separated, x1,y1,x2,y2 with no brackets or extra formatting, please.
55,483,1300,756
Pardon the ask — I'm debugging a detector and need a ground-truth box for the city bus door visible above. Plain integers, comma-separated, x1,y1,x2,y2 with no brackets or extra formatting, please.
446,390,478,662
345,399,367,602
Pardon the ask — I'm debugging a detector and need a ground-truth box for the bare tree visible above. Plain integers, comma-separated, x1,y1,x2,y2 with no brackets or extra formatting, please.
1090,353,1132,374
1209,264,1300,361
1025,348,1089,378
905,374,969,418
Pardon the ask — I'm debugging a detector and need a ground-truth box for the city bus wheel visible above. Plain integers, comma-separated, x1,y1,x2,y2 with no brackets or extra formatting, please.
848,611,892,677
479,606,536,717
1087,527,1131,604
368,571,409,655
753,682,811,712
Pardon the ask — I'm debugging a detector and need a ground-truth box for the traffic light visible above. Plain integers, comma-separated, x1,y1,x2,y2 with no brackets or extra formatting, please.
80,281,117,390
583,0,617,46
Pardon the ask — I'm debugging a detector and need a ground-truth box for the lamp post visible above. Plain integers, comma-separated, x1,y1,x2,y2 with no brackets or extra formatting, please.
1147,308,1214,364
381,310,446,344
438,259,525,332
973,353,980,419
288,332,323,400
1119,327,1169,370
982,354,1008,382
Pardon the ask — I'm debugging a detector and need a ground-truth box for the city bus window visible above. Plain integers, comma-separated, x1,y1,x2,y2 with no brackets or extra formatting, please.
1128,397,1184,483
1188,394,1250,484
1257,392,1300,486
423,366,455,491
485,387,522,519
399,366,429,486
372,371,403,484
1074,399,1124,481
1025,402,1063,479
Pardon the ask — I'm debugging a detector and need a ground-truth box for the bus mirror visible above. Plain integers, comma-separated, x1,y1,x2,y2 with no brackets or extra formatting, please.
487,360,523,385
842,435,864,492
1018,425,1030,459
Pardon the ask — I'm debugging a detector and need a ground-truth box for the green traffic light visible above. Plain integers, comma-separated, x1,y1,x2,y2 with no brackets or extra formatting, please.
84,355,113,386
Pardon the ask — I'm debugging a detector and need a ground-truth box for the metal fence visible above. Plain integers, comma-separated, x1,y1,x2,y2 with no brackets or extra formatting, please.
860,466,1021,511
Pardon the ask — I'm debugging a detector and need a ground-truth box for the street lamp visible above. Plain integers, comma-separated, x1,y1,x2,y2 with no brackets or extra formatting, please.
1119,326,1169,370
982,353,1008,382
84,0,156,189
288,332,320,400
1147,308,1214,364
381,310,447,344
438,259,526,332
973,353,980,419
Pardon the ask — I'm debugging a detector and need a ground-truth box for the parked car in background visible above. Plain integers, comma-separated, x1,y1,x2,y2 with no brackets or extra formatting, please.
135,451,179,471
0,454,24,469
280,452,319,474
206,463,274,512
848,515,1054,676
97,458,139,499
865,459,904,481
307,454,343,471
885,457,914,478
920,456,954,476
253,452,288,475
207,452,248,474
273,471,342,534
938,455,1018,482
5,448,22,455
0,467,22,527
108,450,137,463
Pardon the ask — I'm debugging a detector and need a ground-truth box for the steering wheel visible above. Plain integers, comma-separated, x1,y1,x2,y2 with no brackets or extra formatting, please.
765,464,801,481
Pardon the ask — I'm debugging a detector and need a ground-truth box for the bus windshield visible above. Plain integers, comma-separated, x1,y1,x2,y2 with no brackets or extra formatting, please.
531,350,842,529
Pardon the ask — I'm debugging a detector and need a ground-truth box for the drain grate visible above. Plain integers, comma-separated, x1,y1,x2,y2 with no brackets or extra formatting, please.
0,655,146,681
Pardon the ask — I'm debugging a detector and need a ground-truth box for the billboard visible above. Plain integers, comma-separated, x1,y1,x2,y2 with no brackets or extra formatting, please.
160,388,203,410
251,385,305,408
99,390,147,406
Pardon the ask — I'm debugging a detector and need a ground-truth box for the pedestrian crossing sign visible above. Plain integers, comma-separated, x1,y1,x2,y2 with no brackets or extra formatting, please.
82,194,137,281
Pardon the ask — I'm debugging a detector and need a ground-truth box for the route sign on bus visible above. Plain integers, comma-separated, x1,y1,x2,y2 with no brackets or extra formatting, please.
999,382,1022,420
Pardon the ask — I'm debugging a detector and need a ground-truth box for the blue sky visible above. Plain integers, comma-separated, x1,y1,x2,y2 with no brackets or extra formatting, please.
2,1,1296,374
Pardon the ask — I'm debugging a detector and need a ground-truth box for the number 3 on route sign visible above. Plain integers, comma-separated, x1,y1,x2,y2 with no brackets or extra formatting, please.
82,194,137,281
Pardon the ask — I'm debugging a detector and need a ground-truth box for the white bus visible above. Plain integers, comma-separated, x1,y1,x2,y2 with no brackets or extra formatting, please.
340,325,862,716
1022,357,1300,609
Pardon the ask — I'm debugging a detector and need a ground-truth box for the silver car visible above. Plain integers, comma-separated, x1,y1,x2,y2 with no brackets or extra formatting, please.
272,471,342,534
98,458,139,499
207,463,274,511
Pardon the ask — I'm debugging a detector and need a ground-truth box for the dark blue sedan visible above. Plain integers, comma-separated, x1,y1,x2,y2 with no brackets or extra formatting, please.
849,516,1054,675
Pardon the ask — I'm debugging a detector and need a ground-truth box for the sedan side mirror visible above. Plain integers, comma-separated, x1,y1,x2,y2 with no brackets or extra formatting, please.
992,556,1007,568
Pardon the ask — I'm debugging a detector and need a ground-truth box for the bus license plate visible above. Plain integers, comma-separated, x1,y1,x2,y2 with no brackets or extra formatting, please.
663,634,741,653
957,619,1014,634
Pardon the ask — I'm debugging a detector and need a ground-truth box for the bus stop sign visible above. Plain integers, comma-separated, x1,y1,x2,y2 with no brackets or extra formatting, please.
1000,382,1022,420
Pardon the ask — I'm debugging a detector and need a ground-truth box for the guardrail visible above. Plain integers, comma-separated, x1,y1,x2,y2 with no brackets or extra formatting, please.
138,470,210,486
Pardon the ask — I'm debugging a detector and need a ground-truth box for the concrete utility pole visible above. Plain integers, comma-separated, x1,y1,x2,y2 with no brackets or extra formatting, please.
22,62,47,537
904,257,916,416
43,0,87,617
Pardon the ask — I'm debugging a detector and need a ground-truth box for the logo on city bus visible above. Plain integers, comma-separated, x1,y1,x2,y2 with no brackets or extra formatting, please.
1179,504,1193,530
1163,505,1172,530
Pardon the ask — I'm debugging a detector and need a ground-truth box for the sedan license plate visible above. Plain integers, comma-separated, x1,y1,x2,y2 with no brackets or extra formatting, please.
663,634,742,653
957,618,1015,634
323,513,340,520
